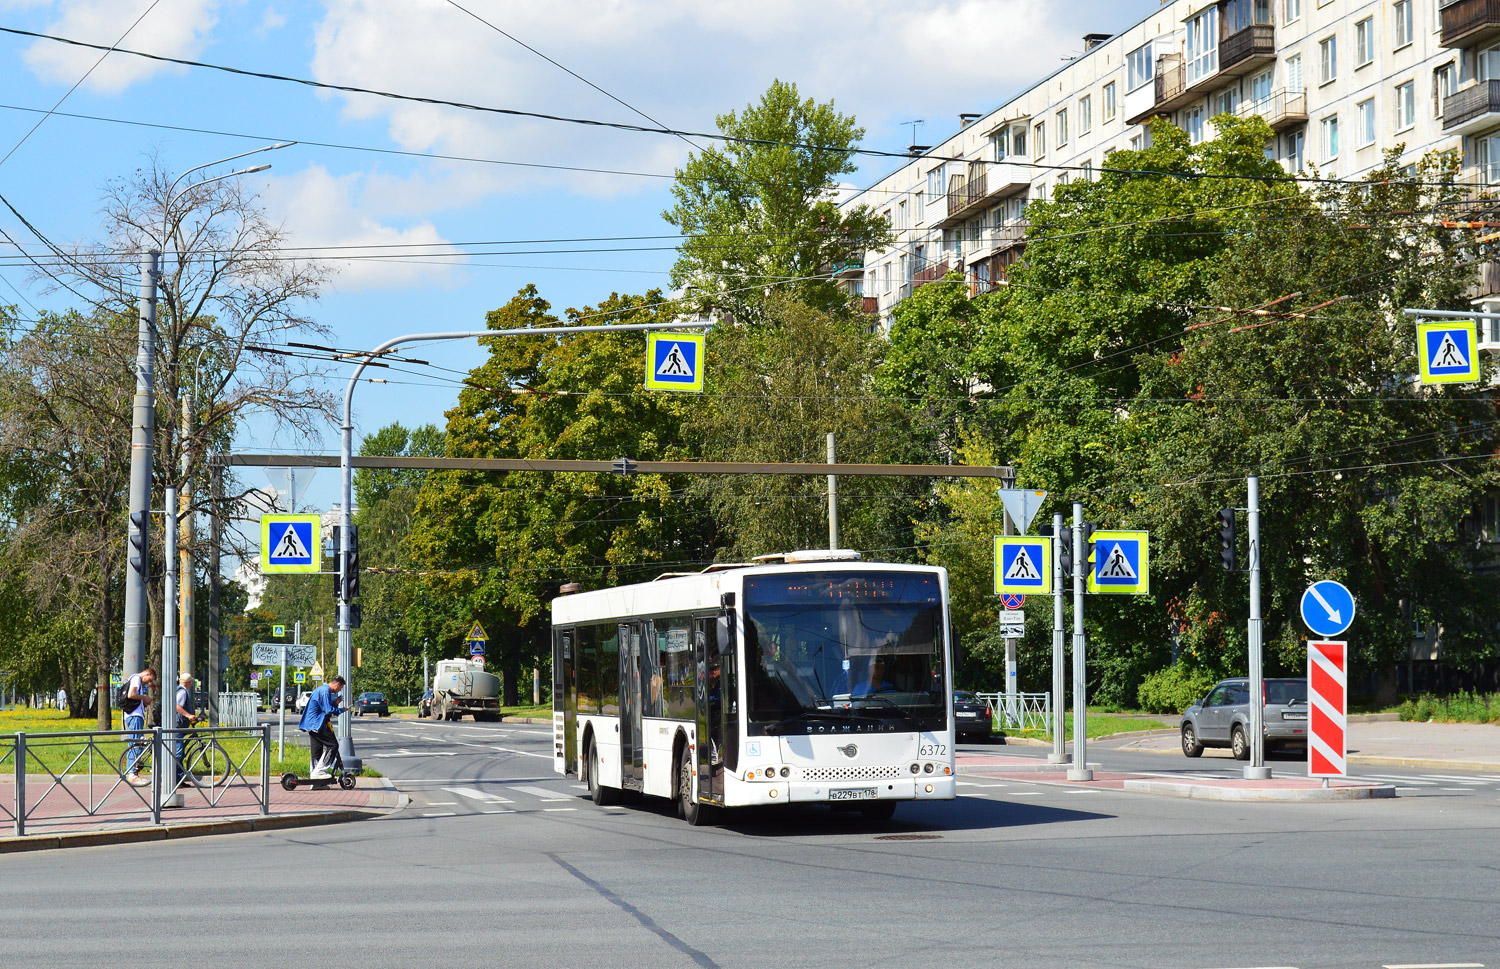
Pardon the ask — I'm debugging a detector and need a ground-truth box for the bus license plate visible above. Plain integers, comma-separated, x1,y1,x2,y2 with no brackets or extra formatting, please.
829,787,877,801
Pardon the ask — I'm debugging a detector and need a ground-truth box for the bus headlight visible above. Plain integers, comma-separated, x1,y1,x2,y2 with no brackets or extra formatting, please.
780,766,790,778
923,763,934,774
925,784,934,793
910,763,920,774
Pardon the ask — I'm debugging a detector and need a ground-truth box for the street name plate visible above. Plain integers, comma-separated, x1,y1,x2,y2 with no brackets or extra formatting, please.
251,642,316,667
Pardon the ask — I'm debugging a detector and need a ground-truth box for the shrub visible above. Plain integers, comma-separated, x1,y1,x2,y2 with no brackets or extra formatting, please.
1137,664,1222,715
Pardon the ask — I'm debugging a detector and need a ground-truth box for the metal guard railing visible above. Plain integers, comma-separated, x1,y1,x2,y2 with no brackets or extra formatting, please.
975,691,1052,734
1,723,271,837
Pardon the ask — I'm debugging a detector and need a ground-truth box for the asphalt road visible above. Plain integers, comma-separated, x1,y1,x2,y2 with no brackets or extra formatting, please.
1,717,1495,969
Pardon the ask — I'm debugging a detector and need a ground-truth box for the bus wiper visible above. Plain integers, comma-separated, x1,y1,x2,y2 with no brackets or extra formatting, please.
766,709,877,734
853,694,926,730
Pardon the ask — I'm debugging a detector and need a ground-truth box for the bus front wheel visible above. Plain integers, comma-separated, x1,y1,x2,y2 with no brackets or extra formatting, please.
678,751,710,826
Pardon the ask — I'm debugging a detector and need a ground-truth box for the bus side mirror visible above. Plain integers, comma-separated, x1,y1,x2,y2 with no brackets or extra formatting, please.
718,592,737,656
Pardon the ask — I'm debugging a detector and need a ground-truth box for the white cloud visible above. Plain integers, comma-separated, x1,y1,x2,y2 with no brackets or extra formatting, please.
17,0,221,95
307,0,1085,203
258,164,469,292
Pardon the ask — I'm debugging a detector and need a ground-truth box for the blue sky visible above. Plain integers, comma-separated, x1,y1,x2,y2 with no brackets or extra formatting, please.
0,0,1158,524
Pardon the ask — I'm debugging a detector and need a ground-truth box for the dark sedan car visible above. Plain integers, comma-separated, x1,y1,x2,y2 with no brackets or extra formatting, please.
418,689,433,718
354,691,390,717
953,691,995,742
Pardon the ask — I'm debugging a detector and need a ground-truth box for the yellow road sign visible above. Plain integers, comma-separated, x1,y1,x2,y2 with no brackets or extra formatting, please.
995,537,1052,595
1088,530,1149,595
260,515,321,574
645,332,705,392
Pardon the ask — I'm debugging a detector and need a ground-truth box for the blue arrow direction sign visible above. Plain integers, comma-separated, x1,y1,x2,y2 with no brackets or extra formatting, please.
1301,580,1355,638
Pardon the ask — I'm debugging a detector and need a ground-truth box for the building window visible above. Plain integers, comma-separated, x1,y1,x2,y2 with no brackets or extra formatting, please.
1480,44,1500,83
1284,0,1300,23
1184,106,1205,144
1396,81,1415,131
1284,129,1304,172
1034,121,1046,157
1103,82,1117,121
1056,108,1069,147
897,200,907,231
1476,134,1500,184
915,190,925,224
1319,36,1337,85
1186,7,1219,84
1250,69,1274,108
1393,0,1413,49
1357,99,1375,146
1355,17,1373,68
1286,54,1303,93
1434,62,1455,118
1127,43,1154,92
1215,88,1239,117
1321,114,1339,160
1079,95,1092,135
927,166,945,198
991,132,1006,162
1080,159,1093,181
882,262,891,294
1012,126,1027,157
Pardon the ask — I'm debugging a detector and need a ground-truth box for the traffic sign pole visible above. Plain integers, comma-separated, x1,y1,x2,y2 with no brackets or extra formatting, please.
1068,502,1091,781
1049,512,1066,764
1245,474,1270,779
1002,492,1017,723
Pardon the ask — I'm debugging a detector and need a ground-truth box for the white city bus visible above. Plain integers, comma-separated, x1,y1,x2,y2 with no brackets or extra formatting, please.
551,550,956,825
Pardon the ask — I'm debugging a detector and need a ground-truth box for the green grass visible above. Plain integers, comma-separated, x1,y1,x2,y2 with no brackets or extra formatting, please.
1012,713,1171,742
0,709,380,777
1399,692,1500,725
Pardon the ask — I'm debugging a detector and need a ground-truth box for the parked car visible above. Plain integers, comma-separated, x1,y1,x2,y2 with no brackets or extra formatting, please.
295,691,310,714
418,689,434,718
1180,677,1309,759
354,691,389,717
270,688,298,714
953,691,995,742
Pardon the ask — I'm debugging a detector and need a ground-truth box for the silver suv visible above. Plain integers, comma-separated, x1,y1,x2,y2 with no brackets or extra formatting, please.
1180,677,1309,759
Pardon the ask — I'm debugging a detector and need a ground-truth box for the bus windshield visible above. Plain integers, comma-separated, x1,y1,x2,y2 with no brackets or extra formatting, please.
742,571,947,736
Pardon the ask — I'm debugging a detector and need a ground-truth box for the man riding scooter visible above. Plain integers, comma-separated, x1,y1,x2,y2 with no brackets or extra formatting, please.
298,674,346,779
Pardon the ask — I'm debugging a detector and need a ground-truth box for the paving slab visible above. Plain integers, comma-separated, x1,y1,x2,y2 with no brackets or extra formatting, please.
0,776,402,853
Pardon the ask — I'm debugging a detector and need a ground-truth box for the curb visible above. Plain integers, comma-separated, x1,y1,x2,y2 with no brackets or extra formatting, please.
1120,779,1397,802
1092,743,1500,773
958,761,1100,774
0,776,407,855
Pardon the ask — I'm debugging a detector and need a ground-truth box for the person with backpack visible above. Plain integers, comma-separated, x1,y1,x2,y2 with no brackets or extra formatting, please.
122,667,156,785
298,674,346,779
172,672,201,775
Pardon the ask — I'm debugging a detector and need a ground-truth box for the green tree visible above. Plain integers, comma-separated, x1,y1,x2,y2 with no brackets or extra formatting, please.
664,80,891,321
684,294,923,559
408,287,717,702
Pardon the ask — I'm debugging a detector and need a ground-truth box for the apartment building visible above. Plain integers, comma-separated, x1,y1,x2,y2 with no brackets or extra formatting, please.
847,0,1500,335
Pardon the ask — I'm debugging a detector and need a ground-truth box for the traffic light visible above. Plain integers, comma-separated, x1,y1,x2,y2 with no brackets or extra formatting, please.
342,546,360,601
1058,529,1074,575
1217,508,1236,571
348,602,362,629
128,510,149,576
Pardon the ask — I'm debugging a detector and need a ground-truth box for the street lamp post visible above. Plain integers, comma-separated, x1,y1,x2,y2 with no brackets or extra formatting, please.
333,320,713,769
122,143,293,688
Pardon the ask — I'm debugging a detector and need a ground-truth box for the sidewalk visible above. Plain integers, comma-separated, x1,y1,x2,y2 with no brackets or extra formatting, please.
0,776,403,854
1099,719,1500,772
956,752,1394,802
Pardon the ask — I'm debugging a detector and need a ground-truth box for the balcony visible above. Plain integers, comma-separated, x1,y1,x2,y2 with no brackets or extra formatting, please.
936,165,1028,228
1219,24,1276,76
912,259,951,289
1127,54,1194,124
1468,259,1500,301
1236,88,1307,131
1441,0,1500,49
861,296,879,315
1443,80,1500,135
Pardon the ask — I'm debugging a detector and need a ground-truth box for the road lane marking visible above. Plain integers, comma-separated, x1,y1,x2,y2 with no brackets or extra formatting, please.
1381,963,1484,968
510,784,570,800
490,745,552,759
422,812,456,817
425,801,458,806
482,809,516,815
443,786,514,804
1009,791,1043,796
542,807,577,812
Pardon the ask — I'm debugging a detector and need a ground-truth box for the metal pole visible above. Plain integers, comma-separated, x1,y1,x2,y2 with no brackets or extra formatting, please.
15,732,24,837
1002,493,1017,721
123,251,160,679
277,640,288,763
1068,501,1092,781
1049,512,1066,763
207,465,221,723
335,320,713,769
1245,474,1270,779
261,723,270,815
161,484,179,801
826,432,839,550
179,395,194,682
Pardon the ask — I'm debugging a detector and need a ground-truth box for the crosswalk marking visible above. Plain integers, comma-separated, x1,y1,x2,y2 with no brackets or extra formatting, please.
442,786,514,804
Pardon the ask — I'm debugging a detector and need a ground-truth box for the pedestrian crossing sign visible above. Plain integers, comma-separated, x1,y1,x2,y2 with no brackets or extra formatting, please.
1088,530,1149,595
644,332,705,392
995,536,1051,595
260,514,321,574
1417,320,1479,384
293,671,306,684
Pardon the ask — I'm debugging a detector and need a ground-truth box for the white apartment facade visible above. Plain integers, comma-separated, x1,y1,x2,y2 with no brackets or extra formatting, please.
847,0,1500,338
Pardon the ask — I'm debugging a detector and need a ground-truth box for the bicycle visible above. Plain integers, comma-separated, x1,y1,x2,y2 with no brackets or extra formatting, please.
115,718,235,788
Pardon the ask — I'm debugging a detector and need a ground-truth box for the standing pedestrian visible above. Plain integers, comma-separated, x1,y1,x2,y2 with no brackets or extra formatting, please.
298,674,345,779
123,668,156,785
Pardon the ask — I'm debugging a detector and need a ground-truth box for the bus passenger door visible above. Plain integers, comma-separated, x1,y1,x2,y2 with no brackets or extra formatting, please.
557,628,575,774
620,622,644,790
696,618,722,804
